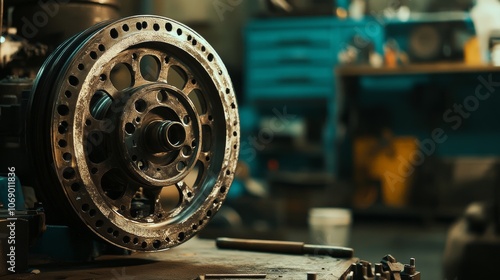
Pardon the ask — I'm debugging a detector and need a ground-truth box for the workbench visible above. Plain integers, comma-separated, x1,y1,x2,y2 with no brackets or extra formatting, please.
8,238,355,280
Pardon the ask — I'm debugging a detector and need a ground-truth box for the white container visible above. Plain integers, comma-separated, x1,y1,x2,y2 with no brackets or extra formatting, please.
471,0,500,63
308,208,352,246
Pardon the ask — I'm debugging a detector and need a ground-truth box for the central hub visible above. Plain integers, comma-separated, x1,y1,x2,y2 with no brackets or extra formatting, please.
118,83,201,187
145,120,187,152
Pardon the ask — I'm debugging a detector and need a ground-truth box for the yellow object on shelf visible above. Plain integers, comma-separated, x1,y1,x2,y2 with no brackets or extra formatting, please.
464,36,482,65
353,133,419,208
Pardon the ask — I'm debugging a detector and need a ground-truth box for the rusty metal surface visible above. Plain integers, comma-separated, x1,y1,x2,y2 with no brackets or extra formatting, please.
20,238,355,280
27,15,239,252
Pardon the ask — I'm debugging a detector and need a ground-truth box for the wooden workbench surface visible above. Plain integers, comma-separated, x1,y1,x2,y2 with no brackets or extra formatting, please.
8,238,355,280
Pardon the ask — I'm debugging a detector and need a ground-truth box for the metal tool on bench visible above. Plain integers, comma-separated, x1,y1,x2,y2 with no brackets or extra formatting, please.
216,237,354,258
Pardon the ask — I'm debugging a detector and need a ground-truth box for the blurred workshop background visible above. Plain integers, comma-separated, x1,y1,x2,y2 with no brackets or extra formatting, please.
8,0,500,278
120,0,500,279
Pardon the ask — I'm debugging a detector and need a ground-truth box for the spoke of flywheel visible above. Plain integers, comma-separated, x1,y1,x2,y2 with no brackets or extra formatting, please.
111,184,139,214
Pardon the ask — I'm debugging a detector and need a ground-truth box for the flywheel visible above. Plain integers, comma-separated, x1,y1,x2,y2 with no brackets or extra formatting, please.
27,15,239,251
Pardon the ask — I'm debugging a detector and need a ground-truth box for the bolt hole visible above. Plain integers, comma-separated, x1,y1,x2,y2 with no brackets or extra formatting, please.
187,192,193,198
78,64,84,70
201,46,206,52
63,153,72,161
142,21,148,29
192,39,197,46
177,28,182,35
134,99,147,112
71,183,80,192
226,88,230,94
153,23,160,31
113,231,119,237
231,103,236,109
136,22,142,30
89,209,96,217
153,240,161,249
58,139,67,148
82,204,89,212
233,131,238,137
182,146,192,156
205,156,210,162
95,220,103,228
110,28,118,39
98,44,105,52
226,170,231,175
58,121,69,134
90,51,97,60
187,35,192,41
220,186,227,193
165,22,172,31
183,116,190,124
208,115,213,121
133,238,139,245
68,75,79,86
192,224,198,230
125,123,135,134
135,117,141,123
157,90,168,103
141,241,147,248
65,90,72,98
178,232,185,241
63,167,75,180
85,119,92,126
207,210,212,218
123,236,130,243
191,140,197,148
177,161,187,171
122,24,129,31
99,74,107,81
208,53,214,62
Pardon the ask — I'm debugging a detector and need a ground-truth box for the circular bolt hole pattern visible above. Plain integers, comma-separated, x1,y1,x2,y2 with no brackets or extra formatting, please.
65,91,72,98
182,146,192,156
142,21,148,29
136,22,142,30
122,24,129,31
123,236,130,243
90,51,97,60
220,186,227,193
141,242,147,249
177,28,182,36
153,240,161,249
208,54,214,62
99,74,107,81
98,44,105,52
85,119,92,126
153,23,160,31
77,64,84,70
165,23,172,31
